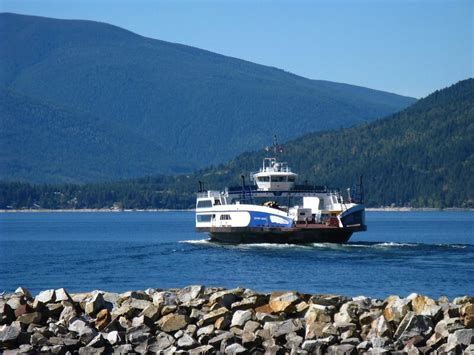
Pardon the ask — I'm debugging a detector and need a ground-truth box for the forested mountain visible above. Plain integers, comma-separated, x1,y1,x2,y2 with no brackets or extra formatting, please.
1,79,472,209
0,13,415,183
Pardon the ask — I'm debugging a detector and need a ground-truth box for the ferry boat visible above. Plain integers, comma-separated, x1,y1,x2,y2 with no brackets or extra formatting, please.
195,139,366,244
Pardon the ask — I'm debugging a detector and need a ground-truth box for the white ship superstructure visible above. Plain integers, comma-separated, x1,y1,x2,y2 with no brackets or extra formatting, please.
195,138,366,244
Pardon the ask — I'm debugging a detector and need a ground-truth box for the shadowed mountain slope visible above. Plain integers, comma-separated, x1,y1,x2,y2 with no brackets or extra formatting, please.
1,79,472,209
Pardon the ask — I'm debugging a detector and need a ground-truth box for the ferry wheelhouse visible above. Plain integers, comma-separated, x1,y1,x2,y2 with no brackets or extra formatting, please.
195,141,366,244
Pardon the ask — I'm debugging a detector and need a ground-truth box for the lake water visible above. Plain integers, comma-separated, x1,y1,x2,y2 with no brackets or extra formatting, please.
0,211,472,299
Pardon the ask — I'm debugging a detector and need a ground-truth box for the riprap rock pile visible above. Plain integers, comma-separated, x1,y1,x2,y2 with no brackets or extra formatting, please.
0,286,473,354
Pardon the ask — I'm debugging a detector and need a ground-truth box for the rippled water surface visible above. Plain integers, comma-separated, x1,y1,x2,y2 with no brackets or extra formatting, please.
1,211,473,298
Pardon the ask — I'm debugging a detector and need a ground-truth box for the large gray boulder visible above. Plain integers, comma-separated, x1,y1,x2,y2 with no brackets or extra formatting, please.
445,328,474,351
84,292,106,316
231,310,253,328
197,307,229,327
153,291,178,307
54,288,72,302
176,333,197,349
34,289,55,306
16,312,42,325
126,324,151,345
209,288,243,308
334,302,358,324
68,316,98,345
393,312,433,346
264,319,303,338
177,285,204,303
225,343,247,354
150,332,175,352
0,324,21,346
327,343,356,354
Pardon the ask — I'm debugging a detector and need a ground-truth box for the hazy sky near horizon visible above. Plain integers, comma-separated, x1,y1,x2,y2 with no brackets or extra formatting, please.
1,0,472,98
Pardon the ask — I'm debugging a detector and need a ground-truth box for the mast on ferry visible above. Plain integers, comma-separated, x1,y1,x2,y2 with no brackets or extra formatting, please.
254,135,297,191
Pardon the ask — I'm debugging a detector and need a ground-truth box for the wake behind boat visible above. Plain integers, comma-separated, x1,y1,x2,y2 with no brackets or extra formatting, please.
195,138,366,244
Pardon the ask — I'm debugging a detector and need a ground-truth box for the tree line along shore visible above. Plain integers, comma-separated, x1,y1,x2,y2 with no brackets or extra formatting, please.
1,207,473,213
1,286,473,354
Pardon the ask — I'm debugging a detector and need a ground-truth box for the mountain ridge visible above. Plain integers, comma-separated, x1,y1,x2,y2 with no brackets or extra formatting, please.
0,12,416,183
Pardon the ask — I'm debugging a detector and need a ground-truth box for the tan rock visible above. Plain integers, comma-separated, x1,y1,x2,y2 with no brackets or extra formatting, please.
231,295,267,311
161,305,177,316
371,315,392,337
209,288,244,308
359,309,382,326
112,303,136,318
460,303,474,327
244,320,261,333
305,321,326,339
139,304,161,322
118,316,132,329
295,301,309,314
254,304,273,314
16,312,42,325
59,305,78,325
197,307,229,327
305,304,333,324
214,315,231,330
157,313,188,332
269,292,300,313
116,291,151,307
71,292,91,310
95,309,111,331
383,296,411,324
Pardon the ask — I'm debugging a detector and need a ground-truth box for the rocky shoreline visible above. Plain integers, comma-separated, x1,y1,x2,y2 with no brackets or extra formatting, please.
0,287,473,354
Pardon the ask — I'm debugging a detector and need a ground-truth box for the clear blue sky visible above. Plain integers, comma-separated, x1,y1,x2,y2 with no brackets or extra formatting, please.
1,0,472,98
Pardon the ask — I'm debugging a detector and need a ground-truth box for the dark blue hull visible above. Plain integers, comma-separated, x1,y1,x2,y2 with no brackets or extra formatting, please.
197,224,366,244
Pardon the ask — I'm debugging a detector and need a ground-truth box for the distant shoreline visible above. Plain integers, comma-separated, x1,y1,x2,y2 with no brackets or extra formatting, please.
0,207,472,213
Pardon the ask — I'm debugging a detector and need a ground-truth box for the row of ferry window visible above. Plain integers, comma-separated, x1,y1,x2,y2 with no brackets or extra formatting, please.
196,214,232,222
256,176,295,182
196,200,213,208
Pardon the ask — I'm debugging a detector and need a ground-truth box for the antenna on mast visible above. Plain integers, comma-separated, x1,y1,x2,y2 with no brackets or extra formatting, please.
273,134,278,158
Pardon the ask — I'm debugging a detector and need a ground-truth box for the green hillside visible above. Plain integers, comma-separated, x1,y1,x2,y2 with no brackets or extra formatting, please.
0,13,415,183
1,79,472,209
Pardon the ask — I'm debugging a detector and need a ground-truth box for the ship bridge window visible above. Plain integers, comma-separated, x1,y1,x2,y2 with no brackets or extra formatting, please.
257,176,270,182
220,214,232,221
196,214,212,222
271,176,286,182
288,176,296,182
196,200,213,208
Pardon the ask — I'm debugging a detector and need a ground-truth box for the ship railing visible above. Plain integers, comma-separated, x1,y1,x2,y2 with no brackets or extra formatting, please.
196,191,221,198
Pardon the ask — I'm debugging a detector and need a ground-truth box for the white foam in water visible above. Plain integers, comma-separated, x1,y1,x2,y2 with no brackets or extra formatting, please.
180,239,468,250
373,242,416,247
437,243,467,249
179,239,212,245
239,243,312,250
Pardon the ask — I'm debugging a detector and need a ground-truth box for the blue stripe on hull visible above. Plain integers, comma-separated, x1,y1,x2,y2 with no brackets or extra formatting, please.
247,211,293,228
